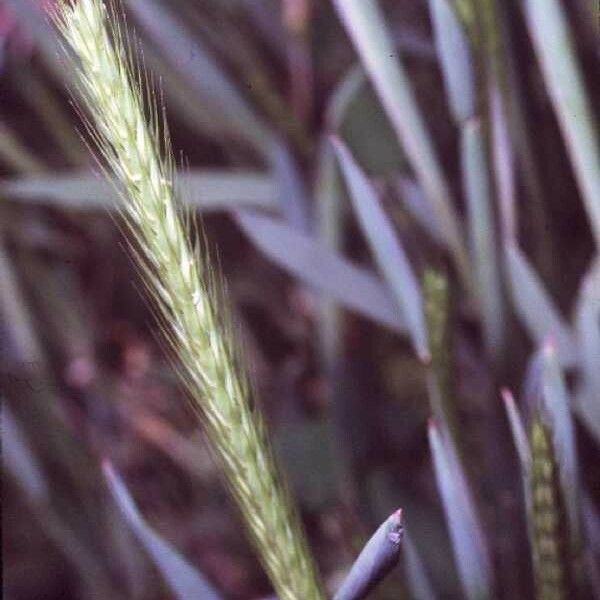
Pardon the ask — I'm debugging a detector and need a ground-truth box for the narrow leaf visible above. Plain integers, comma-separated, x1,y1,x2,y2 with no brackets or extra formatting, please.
428,421,492,600
2,405,48,502
103,461,222,600
504,243,577,367
574,258,600,443
333,509,404,600
523,0,600,248
427,0,475,122
461,119,504,356
269,140,311,232
315,139,343,370
1,170,278,212
490,81,516,242
235,209,406,333
326,65,365,131
125,0,273,153
332,137,429,360
330,0,470,289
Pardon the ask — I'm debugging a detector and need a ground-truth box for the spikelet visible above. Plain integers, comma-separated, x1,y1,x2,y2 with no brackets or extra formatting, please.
529,416,566,600
50,2,325,598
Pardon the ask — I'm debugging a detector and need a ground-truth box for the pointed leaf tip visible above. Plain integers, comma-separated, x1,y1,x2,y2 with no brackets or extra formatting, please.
333,509,405,600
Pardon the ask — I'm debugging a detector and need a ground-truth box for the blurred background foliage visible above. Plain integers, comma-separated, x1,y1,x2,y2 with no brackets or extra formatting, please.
1,0,599,599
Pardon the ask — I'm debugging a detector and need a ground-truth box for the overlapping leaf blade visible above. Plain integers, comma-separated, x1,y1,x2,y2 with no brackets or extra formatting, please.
523,0,600,248
330,0,470,289
461,119,504,356
504,243,577,366
333,509,404,600
574,258,600,444
426,0,475,123
235,209,406,333
428,421,492,600
332,137,429,360
1,170,278,212
125,0,272,153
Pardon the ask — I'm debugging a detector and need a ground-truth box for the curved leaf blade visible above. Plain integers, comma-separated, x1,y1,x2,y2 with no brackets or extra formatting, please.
1,170,278,212
504,243,577,367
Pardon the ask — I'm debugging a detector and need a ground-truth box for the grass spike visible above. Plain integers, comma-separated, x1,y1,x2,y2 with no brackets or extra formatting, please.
529,417,567,600
49,2,325,599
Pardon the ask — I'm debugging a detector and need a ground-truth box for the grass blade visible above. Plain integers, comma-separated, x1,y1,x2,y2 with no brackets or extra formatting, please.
333,509,404,600
3,405,48,503
331,0,470,289
427,0,475,123
574,258,600,443
490,81,516,242
315,139,343,369
269,140,311,232
461,118,505,356
235,209,406,333
102,462,222,600
1,170,278,212
125,0,273,153
523,0,600,248
502,388,531,470
428,420,492,600
332,137,429,360
504,243,577,367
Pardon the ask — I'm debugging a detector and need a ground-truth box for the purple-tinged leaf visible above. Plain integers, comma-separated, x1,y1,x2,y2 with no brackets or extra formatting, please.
502,388,531,470
2,405,48,502
235,209,406,333
125,0,272,153
330,0,470,291
461,119,505,357
574,258,600,444
1,170,278,212
332,137,429,361
490,82,516,243
523,0,600,249
103,461,222,600
504,243,577,367
427,0,475,123
333,509,404,600
428,420,492,600
269,140,311,232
